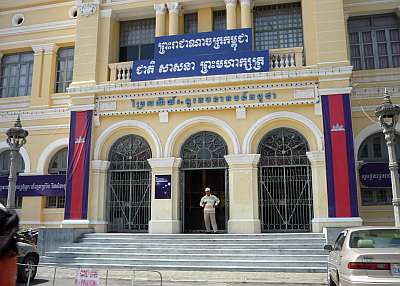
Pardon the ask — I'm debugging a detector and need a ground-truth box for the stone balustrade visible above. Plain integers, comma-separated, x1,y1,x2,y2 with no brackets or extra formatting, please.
108,47,304,82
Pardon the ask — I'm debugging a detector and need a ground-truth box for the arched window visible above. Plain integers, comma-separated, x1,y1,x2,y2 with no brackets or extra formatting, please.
46,148,68,208
0,150,25,208
0,150,25,176
358,133,400,205
48,148,68,174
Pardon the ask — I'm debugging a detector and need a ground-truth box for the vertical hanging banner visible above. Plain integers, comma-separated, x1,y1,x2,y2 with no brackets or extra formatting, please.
322,94,359,218
64,110,93,220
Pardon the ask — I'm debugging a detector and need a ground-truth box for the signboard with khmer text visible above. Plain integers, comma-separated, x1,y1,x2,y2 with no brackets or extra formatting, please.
131,28,269,81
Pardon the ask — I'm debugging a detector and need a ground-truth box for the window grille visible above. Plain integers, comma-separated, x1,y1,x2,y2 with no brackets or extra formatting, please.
253,3,303,51
0,52,34,98
184,13,198,34
55,48,74,93
46,148,68,208
119,18,156,62
213,10,226,31
348,14,400,70
358,133,400,205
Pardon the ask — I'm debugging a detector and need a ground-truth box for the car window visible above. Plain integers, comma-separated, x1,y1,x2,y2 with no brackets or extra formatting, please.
333,232,346,251
349,229,400,248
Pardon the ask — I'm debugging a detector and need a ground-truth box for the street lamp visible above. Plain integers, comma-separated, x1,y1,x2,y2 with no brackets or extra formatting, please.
6,115,28,209
375,88,400,227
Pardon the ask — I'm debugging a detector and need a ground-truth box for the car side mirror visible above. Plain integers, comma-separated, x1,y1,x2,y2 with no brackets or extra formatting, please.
324,244,333,252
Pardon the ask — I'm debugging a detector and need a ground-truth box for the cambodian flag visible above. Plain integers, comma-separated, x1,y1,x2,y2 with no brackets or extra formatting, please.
64,110,93,220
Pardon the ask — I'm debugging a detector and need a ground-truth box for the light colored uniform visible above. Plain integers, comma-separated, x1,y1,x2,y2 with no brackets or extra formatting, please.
200,194,220,232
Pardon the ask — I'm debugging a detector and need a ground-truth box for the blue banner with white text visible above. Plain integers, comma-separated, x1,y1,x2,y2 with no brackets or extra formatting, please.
132,50,269,81
155,28,252,59
0,175,66,197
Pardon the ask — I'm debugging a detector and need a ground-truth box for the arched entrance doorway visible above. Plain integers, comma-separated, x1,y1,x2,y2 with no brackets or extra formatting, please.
107,135,152,232
258,128,313,232
180,131,228,233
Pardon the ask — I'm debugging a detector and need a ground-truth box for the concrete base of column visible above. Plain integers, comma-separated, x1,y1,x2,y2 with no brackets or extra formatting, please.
312,217,363,232
228,219,261,234
149,219,181,234
61,220,91,229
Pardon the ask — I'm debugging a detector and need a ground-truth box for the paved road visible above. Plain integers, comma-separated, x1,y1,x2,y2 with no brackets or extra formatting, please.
17,266,327,286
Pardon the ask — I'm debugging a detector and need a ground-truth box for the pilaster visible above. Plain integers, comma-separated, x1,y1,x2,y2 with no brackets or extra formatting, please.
167,3,181,36
224,0,237,30
88,160,110,232
239,0,252,29
147,157,182,233
98,9,119,82
198,8,212,32
224,154,261,233
30,45,44,106
41,44,59,105
306,151,329,232
70,0,101,88
154,4,167,37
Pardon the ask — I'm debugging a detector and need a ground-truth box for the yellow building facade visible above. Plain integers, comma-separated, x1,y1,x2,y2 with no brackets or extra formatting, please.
0,0,399,233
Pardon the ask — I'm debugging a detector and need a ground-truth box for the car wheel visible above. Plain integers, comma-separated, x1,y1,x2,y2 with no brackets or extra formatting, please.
17,254,38,282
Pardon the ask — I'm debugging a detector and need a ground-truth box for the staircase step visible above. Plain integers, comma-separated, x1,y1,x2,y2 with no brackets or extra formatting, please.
44,251,327,261
56,246,327,255
40,262,327,273
42,233,328,273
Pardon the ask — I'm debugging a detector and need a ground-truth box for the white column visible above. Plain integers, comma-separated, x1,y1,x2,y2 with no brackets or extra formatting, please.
88,160,110,232
224,0,237,30
239,0,252,28
154,4,167,37
167,2,181,35
148,157,182,233
225,154,261,233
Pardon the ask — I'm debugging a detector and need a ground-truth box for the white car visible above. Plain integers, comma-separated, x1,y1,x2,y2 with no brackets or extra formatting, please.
325,226,400,286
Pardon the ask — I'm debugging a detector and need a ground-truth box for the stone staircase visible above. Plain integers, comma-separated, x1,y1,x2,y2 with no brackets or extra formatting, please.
41,233,328,273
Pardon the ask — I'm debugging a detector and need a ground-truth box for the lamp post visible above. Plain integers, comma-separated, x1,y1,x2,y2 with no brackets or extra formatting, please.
6,115,28,209
375,89,400,227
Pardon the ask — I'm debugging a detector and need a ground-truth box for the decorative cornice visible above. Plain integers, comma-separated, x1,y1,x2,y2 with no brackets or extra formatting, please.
96,81,316,102
91,160,111,171
0,20,76,36
32,43,59,55
225,0,237,7
224,154,260,166
69,66,353,95
318,87,353,96
100,9,114,19
167,2,181,14
77,0,99,17
306,151,325,163
147,157,182,169
154,4,167,14
0,1,74,16
0,108,69,123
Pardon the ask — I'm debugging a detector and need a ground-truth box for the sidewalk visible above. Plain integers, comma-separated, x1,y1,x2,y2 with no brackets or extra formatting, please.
18,266,327,286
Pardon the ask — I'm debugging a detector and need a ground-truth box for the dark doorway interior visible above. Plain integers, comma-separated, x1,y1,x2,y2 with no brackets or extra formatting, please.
183,169,226,233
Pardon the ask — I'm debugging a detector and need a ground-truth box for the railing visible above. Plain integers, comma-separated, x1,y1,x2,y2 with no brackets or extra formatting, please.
108,47,304,82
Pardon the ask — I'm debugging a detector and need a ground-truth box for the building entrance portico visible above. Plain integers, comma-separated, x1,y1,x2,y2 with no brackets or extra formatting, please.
180,131,228,233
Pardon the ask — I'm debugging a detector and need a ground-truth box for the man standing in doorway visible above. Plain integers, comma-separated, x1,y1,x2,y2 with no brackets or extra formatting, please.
200,187,220,233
